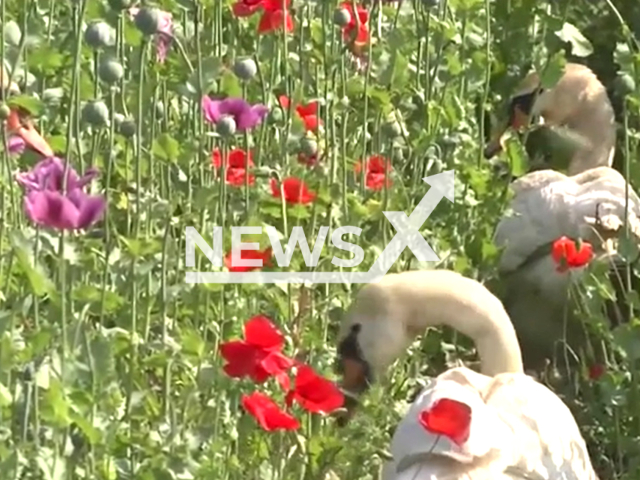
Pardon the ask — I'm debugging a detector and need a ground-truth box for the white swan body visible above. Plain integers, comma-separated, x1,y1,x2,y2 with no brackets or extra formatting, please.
385,368,596,480
335,270,598,480
496,167,640,294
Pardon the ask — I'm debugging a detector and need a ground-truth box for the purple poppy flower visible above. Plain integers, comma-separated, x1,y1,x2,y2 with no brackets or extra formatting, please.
16,157,105,231
15,157,98,193
24,189,106,231
7,136,26,155
202,96,269,131
128,7,173,63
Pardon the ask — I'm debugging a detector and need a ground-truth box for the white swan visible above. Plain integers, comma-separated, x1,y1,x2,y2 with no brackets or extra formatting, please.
335,269,599,480
484,62,616,175
482,63,639,371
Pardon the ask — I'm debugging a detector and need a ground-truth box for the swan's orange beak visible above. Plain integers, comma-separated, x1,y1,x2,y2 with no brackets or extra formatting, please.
6,108,54,158
483,106,529,159
335,357,369,426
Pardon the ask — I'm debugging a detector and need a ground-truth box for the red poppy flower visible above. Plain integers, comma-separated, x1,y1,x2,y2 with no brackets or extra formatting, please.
354,155,392,190
224,247,273,272
242,392,300,432
232,0,294,34
212,148,255,187
418,398,472,447
219,315,293,389
278,95,321,132
285,364,344,414
551,236,593,273
270,177,316,205
339,2,370,47
588,364,605,380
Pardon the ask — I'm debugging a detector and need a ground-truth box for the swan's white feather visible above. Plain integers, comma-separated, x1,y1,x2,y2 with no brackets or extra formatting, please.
384,367,597,480
495,167,640,288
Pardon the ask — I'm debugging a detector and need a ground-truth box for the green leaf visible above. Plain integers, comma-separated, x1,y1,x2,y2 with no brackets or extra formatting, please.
539,52,566,89
554,22,593,57
503,135,528,177
9,231,54,297
7,95,44,116
0,382,12,406
219,70,242,98
152,133,181,162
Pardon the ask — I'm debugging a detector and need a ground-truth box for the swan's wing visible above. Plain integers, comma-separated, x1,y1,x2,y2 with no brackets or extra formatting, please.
386,369,597,480
495,166,640,273
495,173,579,272
387,367,515,479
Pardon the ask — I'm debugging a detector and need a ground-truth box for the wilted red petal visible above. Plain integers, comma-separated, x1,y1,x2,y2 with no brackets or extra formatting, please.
418,398,472,447
244,315,285,351
288,364,344,414
242,392,300,431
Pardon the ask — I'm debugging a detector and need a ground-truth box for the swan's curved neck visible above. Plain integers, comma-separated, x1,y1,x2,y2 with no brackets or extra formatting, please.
395,276,525,376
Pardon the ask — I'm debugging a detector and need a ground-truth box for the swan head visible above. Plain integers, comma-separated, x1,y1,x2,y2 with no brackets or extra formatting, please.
332,270,523,425
484,70,544,159
335,305,413,425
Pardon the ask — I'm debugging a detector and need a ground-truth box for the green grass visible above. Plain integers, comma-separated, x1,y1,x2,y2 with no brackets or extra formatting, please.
1,0,640,479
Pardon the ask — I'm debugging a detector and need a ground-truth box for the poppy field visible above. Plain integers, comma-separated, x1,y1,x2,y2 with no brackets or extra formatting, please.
2,0,640,479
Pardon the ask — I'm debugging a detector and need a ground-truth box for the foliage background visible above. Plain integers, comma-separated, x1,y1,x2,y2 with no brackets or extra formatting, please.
1,0,640,479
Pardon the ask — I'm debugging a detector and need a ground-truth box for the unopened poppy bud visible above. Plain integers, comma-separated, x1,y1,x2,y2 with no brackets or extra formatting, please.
233,58,258,81
3,21,21,47
333,8,351,28
614,73,635,97
82,100,110,127
217,116,237,136
84,21,115,49
0,104,10,120
383,121,402,138
98,57,124,84
300,138,318,157
134,7,161,36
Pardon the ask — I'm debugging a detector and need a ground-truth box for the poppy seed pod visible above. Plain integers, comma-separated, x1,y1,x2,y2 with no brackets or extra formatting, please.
98,58,124,84
134,7,162,36
119,118,136,138
217,116,237,137
84,21,114,49
82,100,110,127
233,58,258,81
333,8,351,28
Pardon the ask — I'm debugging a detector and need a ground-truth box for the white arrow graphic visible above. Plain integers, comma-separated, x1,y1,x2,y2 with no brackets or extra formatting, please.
366,170,455,276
